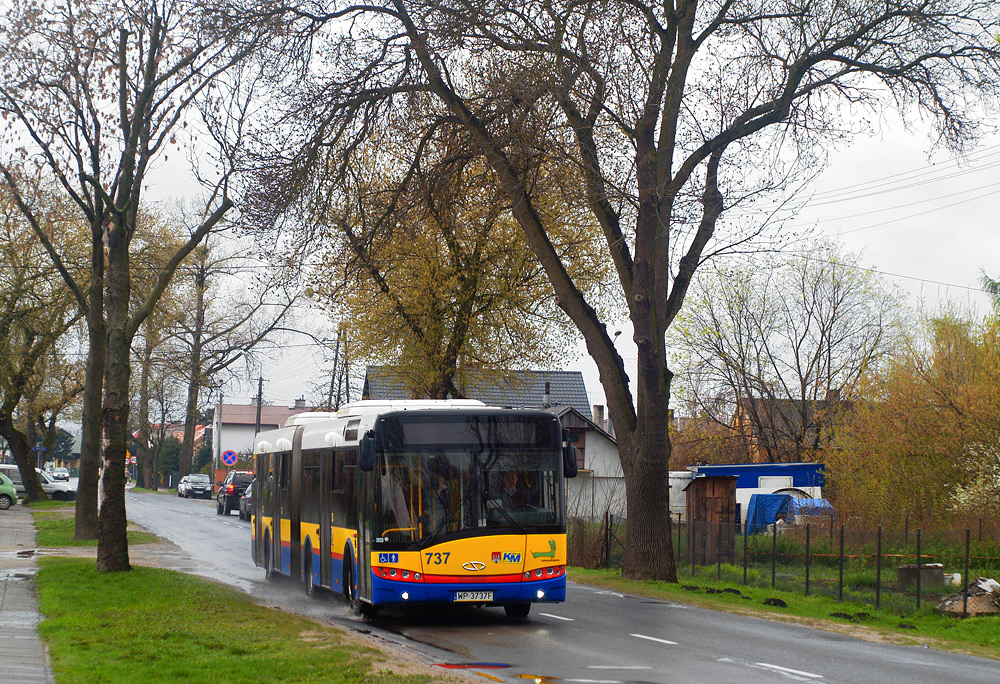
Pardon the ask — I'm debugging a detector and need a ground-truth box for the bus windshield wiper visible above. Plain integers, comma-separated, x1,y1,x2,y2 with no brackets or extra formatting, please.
486,499,526,534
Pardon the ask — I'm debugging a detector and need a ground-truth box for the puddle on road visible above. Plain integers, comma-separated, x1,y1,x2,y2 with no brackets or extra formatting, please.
0,569,37,582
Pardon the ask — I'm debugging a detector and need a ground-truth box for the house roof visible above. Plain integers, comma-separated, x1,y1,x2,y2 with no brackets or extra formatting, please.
363,366,593,420
545,405,614,442
218,404,309,428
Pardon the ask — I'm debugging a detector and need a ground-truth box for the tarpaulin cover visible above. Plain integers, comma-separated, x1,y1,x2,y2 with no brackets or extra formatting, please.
744,493,792,535
788,498,835,517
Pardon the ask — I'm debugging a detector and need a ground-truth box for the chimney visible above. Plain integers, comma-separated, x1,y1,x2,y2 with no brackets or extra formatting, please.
542,381,551,408
593,404,604,429
294,397,306,409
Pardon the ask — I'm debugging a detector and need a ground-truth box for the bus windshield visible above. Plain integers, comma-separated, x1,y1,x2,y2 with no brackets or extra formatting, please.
375,446,564,549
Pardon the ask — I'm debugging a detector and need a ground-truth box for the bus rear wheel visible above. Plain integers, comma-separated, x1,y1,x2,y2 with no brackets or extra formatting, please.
504,602,531,619
304,546,316,597
264,534,275,582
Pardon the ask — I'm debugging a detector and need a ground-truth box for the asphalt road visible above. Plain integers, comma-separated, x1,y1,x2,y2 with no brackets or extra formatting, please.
124,490,1000,683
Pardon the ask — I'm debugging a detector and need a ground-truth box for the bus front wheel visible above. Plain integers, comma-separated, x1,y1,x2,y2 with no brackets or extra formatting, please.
504,602,531,619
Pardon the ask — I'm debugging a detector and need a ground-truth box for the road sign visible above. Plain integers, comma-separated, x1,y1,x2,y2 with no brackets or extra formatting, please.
130,456,137,464
222,450,238,467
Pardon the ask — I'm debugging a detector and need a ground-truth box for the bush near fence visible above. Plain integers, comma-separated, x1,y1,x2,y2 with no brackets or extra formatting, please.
568,514,1000,617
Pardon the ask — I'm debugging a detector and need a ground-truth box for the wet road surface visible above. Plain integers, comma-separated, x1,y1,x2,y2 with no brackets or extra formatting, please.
125,491,1000,683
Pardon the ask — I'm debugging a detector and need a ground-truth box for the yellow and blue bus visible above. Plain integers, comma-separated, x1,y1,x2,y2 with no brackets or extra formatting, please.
251,399,578,618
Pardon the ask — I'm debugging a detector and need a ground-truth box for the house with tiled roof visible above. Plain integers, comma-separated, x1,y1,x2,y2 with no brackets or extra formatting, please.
362,366,593,419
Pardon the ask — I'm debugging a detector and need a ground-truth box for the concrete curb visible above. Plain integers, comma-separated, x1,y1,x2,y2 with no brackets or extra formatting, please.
0,503,55,683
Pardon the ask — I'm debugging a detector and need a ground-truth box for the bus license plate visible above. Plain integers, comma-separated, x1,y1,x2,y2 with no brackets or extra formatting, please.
454,591,493,602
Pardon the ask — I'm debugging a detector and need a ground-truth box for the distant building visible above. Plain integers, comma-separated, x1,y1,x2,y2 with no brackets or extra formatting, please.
362,366,594,420
212,398,311,466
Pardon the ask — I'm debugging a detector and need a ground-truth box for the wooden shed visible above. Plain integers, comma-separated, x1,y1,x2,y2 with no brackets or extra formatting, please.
684,475,738,565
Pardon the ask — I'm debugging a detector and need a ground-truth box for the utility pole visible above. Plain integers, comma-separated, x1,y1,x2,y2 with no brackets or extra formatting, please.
254,376,264,435
327,330,342,410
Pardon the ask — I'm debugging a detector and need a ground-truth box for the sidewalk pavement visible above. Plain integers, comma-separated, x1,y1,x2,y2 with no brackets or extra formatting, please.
0,502,55,684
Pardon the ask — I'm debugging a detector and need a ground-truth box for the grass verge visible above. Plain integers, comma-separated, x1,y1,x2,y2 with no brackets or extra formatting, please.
28,501,161,547
129,487,174,495
569,567,1000,659
36,558,435,684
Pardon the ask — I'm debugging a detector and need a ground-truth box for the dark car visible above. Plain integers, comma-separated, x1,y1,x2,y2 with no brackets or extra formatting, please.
216,470,253,516
238,479,254,520
182,473,213,499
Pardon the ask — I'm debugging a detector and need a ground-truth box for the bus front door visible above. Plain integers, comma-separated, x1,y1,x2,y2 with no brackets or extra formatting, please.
357,469,375,603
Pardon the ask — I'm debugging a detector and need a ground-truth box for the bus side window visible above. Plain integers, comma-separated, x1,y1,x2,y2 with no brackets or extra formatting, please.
331,450,345,528
343,449,357,530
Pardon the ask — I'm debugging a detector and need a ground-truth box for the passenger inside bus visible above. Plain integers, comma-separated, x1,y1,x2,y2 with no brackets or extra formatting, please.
500,471,536,509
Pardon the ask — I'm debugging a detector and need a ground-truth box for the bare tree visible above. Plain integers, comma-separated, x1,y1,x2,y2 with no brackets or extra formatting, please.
0,1,255,570
168,237,297,479
229,0,1000,579
672,243,899,462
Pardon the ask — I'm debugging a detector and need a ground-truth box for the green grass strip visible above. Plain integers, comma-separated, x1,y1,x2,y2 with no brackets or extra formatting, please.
569,567,1000,659
29,509,160,547
36,558,434,684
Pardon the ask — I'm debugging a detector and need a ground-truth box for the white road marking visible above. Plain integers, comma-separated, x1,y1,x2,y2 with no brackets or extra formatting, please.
585,666,653,670
539,612,574,621
755,663,823,679
630,633,678,645
565,680,623,683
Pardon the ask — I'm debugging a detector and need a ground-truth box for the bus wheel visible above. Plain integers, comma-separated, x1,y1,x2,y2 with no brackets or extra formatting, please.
304,546,315,597
264,534,274,582
504,602,531,619
344,560,359,613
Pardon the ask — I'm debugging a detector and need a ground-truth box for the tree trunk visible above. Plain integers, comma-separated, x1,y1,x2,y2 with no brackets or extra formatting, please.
617,392,676,581
97,227,131,573
136,339,153,489
73,248,105,541
0,418,48,502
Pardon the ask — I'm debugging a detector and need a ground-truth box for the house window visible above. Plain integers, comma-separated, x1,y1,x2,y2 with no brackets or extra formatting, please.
569,430,585,469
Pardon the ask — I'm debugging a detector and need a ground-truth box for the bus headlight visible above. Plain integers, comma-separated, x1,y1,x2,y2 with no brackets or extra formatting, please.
536,589,545,599
401,592,410,600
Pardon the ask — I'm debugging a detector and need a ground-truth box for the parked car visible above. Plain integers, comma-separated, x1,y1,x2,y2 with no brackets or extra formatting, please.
49,467,70,482
181,473,213,499
0,472,17,510
216,470,253,516
0,465,76,501
238,479,254,520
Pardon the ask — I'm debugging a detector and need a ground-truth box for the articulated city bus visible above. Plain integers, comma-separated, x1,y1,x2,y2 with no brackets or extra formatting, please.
251,399,577,618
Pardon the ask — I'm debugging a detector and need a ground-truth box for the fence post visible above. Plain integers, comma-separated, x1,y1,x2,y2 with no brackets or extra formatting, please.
604,512,611,569
717,519,723,581
690,520,696,576
876,525,882,610
671,513,681,571
916,529,922,610
838,524,845,602
964,528,970,619
743,520,748,586
771,522,777,589
805,523,811,596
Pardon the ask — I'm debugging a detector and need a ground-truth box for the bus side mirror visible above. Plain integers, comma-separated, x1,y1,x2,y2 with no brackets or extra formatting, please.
359,430,377,472
562,430,578,479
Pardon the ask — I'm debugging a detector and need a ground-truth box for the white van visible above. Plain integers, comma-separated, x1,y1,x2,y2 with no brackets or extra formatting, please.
0,464,76,501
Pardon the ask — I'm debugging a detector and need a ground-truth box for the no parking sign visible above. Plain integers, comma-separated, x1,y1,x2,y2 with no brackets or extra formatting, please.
222,450,238,467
